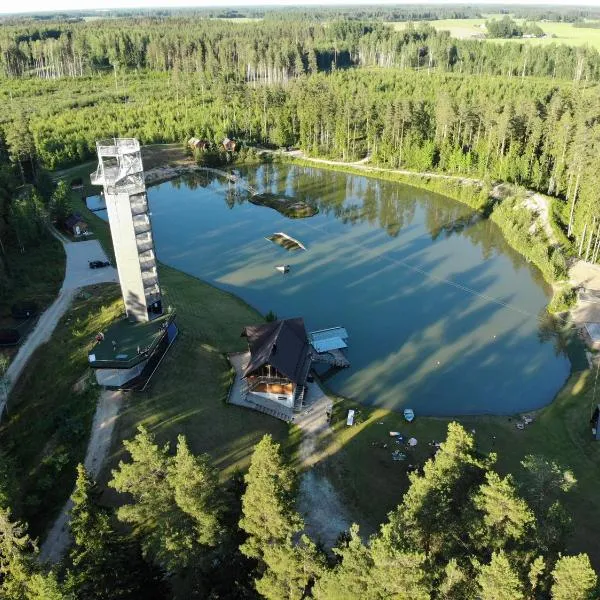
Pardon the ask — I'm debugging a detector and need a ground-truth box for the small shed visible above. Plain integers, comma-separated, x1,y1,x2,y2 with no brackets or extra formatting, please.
64,213,88,236
188,137,209,151
222,137,237,152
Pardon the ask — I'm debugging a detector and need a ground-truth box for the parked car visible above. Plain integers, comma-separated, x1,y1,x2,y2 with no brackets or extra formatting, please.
89,260,111,269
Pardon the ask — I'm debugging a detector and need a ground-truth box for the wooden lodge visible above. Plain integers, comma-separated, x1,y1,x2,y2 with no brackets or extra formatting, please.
241,317,311,412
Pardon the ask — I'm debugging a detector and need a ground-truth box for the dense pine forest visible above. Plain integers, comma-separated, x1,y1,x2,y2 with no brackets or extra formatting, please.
2,8,600,599
1,425,598,599
1,14,600,257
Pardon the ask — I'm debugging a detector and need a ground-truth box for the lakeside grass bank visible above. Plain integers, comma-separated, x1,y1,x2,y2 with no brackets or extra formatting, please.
280,155,572,307
312,369,600,567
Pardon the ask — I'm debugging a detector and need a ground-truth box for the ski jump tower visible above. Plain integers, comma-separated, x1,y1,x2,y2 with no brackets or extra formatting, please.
91,138,162,322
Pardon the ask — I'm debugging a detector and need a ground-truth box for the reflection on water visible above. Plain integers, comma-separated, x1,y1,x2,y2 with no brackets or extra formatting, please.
89,164,571,415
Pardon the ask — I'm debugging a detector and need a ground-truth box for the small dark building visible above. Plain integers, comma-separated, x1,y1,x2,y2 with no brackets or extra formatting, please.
0,329,20,347
591,404,600,440
241,317,311,411
188,137,210,151
64,213,88,236
222,137,237,152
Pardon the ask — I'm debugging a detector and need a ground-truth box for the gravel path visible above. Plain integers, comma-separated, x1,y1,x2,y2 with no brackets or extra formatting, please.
1,237,117,416
39,389,123,564
0,230,118,563
295,382,352,550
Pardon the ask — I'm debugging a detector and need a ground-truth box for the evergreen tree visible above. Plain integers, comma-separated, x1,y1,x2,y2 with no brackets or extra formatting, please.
109,427,221,572
67,464,167,600
169,435,222,548
255,535,323,600
49,181,70,225
312,525,373,599
476,551,525,600
379,422,487,562
239,434,302,561
25,572,69,600
551,554,598,600
472,471,535,551
0,507,36,600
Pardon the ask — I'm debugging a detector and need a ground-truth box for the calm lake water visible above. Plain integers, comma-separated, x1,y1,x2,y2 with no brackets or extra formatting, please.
89,164,571,415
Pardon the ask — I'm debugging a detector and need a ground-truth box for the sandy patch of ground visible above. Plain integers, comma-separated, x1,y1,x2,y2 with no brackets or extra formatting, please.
569,261,600,331
294,382,352,549
522,191,558,247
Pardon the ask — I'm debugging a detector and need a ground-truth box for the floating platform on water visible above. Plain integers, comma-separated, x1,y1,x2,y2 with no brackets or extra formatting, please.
266,232,307,251
309,326,350,368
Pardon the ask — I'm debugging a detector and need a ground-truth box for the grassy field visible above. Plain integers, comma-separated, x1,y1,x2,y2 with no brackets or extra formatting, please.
390,18,600,50
0,284,123,537
314,368,600,566
99,264,291,501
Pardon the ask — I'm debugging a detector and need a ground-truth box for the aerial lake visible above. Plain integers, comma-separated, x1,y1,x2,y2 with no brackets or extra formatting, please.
90,163,571,415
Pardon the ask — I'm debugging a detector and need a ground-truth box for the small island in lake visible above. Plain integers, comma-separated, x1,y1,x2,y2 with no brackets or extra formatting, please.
249,192,318,219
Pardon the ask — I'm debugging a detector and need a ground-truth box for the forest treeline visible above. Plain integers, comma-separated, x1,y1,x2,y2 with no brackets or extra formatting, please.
1,18,600,82
2,61,600,261
0,424,597,599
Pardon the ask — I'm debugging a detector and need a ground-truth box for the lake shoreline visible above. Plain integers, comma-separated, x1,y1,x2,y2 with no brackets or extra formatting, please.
143,153,589,348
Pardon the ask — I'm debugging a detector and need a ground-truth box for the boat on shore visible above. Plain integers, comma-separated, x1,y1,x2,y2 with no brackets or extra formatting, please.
404,408,415,422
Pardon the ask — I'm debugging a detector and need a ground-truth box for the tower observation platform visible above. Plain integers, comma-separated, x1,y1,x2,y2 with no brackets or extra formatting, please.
91,138,161,322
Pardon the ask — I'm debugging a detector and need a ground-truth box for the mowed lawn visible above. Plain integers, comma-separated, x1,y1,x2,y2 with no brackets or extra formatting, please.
317,369,600,567
99,264,290,498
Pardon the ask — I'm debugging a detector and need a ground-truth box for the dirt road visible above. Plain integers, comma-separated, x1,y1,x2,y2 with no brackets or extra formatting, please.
295,382,352,550
1,237,117,417
40,388,123,563
0,232,119,563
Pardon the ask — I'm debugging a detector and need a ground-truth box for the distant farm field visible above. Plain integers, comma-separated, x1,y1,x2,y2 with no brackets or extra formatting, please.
389,17,600,50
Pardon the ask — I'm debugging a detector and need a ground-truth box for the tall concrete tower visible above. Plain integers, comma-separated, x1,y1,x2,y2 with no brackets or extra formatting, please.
91,138,162,322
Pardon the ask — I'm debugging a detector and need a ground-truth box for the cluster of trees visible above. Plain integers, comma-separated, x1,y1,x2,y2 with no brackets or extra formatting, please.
486,16,545,39
0,131,59,307
1,17,600,82
0,423,596,598
4,61,600,261
1,17,600,264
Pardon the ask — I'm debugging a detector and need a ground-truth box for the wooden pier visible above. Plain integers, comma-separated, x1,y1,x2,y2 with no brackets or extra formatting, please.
310,348,350,368
308,327,350,368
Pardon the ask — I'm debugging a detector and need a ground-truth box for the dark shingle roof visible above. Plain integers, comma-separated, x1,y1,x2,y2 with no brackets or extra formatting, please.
242,318,309,384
